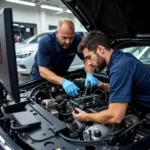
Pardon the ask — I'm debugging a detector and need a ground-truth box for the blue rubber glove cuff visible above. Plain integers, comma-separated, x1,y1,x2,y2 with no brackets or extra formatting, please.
86,73,93,77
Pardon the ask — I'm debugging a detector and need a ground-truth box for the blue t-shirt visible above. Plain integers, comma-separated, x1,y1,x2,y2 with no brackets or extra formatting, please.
108,49,150,109
31,32,84,79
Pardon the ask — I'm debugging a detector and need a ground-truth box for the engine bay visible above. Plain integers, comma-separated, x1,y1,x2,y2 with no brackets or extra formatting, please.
0,70,150,150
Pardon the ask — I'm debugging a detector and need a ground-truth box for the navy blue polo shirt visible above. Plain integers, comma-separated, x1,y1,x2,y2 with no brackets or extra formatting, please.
108,49,150,109
31,32,84,79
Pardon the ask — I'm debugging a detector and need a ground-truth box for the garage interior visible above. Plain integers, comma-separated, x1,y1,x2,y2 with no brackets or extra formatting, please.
0,0,84,83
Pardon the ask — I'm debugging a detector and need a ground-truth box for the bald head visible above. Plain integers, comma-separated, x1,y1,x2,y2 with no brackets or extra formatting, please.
56,19,75,49
57,18,75,30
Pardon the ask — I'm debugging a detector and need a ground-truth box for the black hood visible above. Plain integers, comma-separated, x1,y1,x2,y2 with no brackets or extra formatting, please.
62,0,150,39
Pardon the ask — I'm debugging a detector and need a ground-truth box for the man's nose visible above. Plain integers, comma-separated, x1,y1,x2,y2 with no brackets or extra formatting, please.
87,60,92,66
65,39,71,44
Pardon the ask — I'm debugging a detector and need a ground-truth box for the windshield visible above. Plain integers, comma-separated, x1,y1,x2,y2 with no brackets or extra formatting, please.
22,33,46,44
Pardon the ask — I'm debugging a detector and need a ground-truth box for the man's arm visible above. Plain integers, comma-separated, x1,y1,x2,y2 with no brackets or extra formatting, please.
98,82,110,91
39,66,64,85
39,59,93,85
37,39,65,85
39,66,80,97
73,102,128,124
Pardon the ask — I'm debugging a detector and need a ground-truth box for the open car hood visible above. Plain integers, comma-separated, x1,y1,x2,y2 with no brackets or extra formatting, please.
62,0,150,39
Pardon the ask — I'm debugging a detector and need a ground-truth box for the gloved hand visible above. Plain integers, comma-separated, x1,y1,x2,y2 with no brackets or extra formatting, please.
85,73,99,88
61,79,80,97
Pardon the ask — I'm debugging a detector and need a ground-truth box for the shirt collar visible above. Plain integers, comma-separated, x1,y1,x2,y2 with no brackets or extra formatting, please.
107,48,120,74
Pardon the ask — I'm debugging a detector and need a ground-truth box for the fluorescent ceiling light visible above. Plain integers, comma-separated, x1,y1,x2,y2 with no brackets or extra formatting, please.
13,24,19,26
41,5,63,11
6,0,36,6
66,10,72,13
20,25,24,28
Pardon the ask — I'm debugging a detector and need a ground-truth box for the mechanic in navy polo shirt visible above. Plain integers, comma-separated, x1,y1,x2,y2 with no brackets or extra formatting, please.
72,31,150,123
31,19,98,97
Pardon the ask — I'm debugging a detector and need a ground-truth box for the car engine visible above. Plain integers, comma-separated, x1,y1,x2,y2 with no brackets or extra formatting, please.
0,71,150,150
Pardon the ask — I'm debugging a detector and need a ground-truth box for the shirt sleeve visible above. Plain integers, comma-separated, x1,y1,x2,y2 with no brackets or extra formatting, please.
109,67,132,103
37,41,52,68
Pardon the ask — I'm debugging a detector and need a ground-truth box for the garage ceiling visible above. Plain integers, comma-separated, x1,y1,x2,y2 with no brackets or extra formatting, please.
22,0,66,9
5,0,71,13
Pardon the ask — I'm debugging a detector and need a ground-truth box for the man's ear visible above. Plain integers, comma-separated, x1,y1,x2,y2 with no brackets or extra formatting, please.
55,30,58,37
96,45,104,55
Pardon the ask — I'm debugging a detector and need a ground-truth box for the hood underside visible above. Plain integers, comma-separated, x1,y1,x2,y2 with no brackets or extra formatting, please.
62,0,150,39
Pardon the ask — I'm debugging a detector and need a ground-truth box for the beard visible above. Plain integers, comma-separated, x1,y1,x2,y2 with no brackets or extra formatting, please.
62,44,71,49
57,38,72,49
94,53,106,72
61,42,71,49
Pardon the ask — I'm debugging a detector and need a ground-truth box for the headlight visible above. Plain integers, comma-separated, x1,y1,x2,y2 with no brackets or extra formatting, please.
16,50,33,58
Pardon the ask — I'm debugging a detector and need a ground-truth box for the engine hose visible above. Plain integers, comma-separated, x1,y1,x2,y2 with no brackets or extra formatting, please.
0,117,6,121
115,119,145,138
0,107,9,118
10,120,29,131
29,82,47,97
58,132,111,143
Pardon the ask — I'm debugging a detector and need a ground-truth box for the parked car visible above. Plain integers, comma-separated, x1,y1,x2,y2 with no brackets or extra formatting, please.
122,46,150,65
1,0,150,150
16,29,87,75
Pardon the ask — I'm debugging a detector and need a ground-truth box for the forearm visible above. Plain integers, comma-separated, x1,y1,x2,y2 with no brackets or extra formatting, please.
86,109,120,124
73,103,127,124
98,82,110,91
39,66,64,85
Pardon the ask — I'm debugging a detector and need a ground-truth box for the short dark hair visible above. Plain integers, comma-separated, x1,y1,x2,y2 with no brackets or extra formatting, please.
78,31,111,53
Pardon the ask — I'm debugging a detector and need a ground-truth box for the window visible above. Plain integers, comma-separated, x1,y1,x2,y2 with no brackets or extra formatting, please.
121,46,150,64
29,33,46,43
23,33,46,44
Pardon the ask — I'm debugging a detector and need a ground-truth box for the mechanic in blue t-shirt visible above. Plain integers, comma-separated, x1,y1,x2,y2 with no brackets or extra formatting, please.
31,19,98,97
72,31,150,123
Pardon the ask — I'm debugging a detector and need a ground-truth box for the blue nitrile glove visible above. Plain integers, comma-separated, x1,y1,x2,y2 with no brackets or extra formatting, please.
61,79,80,97
85,73,99,88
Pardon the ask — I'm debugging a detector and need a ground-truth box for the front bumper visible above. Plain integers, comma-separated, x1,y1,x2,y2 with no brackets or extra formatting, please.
17,54,35,74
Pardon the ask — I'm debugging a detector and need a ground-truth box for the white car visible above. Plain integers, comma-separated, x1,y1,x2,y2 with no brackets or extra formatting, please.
16,29,87,75
122,46,150,65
